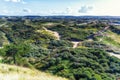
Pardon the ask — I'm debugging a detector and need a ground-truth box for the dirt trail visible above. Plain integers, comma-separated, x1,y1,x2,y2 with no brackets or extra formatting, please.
43,27,60,40
43,26,111,48
71,41,79,48
108,52,120,59
43,27,81,48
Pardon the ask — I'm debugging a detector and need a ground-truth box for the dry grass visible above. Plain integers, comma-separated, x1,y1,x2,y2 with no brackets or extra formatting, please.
36,27,60,40
0,63,68,80
107,31,120,43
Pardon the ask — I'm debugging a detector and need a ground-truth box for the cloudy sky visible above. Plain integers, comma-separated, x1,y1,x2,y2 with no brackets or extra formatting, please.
0,0,120,16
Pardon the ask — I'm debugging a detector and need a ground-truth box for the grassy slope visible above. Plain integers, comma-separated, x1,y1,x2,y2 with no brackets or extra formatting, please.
94,30,120,48
0,31,9,46
0,63,68,80
106,30,120,44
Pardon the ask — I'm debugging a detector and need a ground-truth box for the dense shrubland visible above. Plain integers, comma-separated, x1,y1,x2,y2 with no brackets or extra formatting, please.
1,43,120,80
0,17,120,80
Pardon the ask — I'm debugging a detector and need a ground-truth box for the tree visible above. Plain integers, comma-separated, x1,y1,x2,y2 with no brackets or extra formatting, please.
2,43,31,65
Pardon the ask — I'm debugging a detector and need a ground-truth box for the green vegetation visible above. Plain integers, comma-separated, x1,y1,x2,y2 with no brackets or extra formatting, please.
0,43,32,67
0,17,120,80
47,25,93,41
103,37,120,47
37,48,118,80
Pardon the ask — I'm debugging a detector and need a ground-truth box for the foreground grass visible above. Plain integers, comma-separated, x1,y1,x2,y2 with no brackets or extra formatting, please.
0,63,68,80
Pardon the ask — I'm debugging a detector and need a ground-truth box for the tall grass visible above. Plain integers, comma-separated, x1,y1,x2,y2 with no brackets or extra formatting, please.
0,63,68,80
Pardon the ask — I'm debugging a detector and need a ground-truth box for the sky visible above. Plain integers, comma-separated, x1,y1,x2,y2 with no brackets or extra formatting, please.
0,0,120,16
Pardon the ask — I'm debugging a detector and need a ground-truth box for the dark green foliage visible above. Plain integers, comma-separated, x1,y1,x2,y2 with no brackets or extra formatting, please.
0,43,31,67
0,17,120,80
47,25,92,41
110,26,120,34
48,40,73,49
34,48,119,80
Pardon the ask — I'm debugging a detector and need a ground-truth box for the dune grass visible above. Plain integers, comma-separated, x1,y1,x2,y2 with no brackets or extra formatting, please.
107,30,120,44
0,63,68,80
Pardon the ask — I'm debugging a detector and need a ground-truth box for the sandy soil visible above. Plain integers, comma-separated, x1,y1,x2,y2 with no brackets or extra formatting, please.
109,52,120,59
44,27,60,40
71,41,79,48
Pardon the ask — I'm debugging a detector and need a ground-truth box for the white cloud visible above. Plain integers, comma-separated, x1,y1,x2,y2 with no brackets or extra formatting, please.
78,6,93,13
5,0,20,2
4,0,26,3
23,8,31,13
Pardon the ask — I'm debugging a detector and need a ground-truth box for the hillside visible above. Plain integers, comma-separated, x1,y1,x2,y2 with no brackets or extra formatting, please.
0,16,120,80
0,63,68,80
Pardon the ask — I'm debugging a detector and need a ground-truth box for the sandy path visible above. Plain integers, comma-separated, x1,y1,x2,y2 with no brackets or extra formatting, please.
108,52,120,59
43,27,60,40
71,41,79,48
43,27,82,48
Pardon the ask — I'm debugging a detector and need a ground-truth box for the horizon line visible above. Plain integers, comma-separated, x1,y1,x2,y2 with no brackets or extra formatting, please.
1,15,120,17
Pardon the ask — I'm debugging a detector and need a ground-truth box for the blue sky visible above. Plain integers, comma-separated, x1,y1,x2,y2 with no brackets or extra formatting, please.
0,0,120,16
